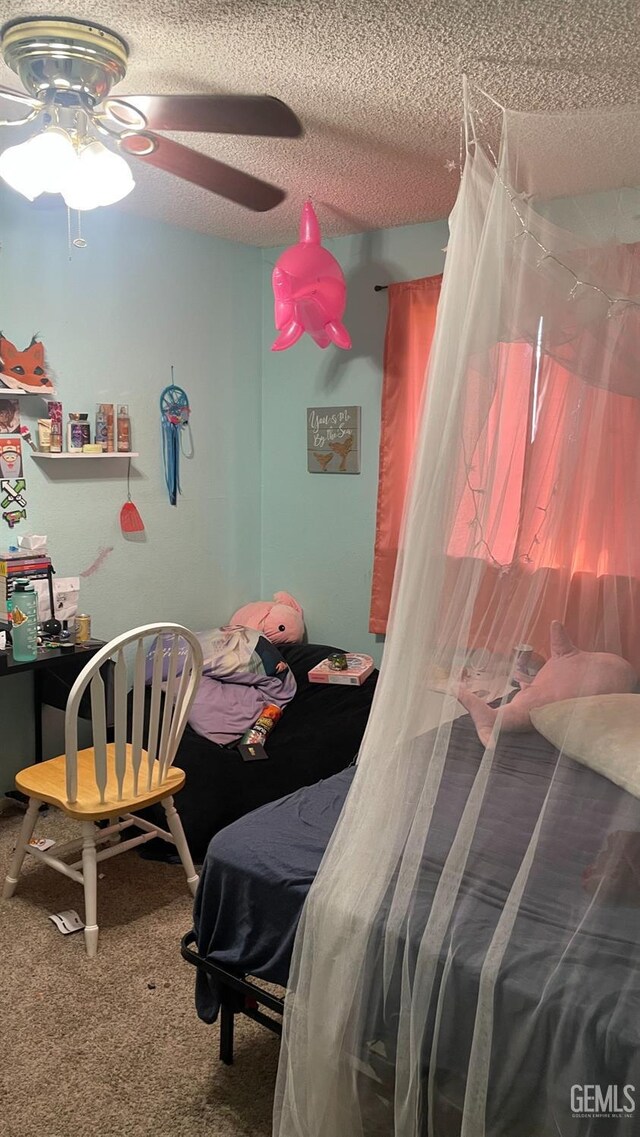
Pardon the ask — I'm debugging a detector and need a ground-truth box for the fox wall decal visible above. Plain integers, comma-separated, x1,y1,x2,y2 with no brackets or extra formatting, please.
0,334,55,394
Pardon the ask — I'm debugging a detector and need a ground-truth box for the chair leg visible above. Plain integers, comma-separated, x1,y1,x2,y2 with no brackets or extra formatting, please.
81,821,99,958
161,795,199,896
105,815,121,847
3,797,40,899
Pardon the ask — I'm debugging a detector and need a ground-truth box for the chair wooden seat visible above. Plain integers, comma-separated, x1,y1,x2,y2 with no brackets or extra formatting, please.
16,745,186,820
3,622,203,957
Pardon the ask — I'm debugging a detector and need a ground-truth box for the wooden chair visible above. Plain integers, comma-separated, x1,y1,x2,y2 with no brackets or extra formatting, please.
3,622,204,957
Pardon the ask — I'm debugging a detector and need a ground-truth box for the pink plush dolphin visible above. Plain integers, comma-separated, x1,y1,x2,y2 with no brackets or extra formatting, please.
456,621,638,747
271,200,351,352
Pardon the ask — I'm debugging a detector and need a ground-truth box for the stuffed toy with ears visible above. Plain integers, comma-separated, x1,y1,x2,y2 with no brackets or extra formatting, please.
230,591,304,645
456,620,637,747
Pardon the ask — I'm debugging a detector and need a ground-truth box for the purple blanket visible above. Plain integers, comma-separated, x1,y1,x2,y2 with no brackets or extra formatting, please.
147,626,297,744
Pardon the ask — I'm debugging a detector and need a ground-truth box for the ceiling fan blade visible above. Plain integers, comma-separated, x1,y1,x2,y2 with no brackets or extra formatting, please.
112,94,302,138
0,84,41,123
120,132,286,211
0,85,37,108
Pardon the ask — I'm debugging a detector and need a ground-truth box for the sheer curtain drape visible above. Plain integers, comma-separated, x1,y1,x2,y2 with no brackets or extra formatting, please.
274,90,640,1137
370,275,442,634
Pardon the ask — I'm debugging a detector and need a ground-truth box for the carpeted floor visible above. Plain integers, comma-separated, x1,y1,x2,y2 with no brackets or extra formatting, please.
0,800,280,1137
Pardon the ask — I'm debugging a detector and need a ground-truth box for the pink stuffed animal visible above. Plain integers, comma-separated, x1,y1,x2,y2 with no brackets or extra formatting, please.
230,591,304,645
457,621,638,747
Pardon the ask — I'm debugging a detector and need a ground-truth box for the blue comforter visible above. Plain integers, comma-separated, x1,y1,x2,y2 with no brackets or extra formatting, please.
193,766,354,1020
192,712,640,1133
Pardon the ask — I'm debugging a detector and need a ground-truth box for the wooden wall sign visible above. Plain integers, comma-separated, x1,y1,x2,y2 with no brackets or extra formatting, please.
307,406,361,474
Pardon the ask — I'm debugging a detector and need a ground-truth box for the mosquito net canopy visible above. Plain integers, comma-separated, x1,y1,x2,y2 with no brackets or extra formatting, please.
274,87,640,1137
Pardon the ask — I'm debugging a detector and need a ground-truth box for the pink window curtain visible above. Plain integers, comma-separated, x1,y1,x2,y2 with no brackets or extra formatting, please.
446,341,640,671
369,275,442,634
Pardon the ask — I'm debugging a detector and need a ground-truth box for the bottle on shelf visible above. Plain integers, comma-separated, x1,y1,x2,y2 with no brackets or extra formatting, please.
11,579,38,662
48,401,63,453
67,412,90,452
117,404,131,453
97,403,115,451
95,405,108,452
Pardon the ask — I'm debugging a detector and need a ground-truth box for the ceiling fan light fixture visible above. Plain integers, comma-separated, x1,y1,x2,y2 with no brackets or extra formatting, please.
29,127,77,193
62,139,135,210
0,125,76,199
0,138,41,200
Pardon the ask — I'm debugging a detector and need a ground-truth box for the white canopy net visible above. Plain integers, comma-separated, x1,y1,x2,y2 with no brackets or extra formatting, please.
274,87,640,1137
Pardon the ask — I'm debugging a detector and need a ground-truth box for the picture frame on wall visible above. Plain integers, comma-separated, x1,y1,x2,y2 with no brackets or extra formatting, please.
307,405,361,474
0,435,23,478
0,398,20,435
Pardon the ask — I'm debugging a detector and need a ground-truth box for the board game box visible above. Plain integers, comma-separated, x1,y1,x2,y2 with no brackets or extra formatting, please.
308,653,375,686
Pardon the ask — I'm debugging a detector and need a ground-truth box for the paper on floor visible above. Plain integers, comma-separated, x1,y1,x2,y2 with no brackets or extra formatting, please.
48,909,85,935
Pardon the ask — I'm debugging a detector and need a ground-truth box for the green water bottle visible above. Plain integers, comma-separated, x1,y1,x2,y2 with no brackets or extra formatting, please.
11,579,38,662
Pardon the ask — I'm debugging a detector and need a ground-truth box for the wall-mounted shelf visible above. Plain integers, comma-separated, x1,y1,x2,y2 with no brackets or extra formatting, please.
32,451,139,459
0,389,56,397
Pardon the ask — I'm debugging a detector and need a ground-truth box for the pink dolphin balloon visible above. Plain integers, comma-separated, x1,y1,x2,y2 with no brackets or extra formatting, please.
271,200,351,352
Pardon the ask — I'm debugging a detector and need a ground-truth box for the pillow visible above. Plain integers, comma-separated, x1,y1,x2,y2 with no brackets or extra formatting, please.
530,693,640,798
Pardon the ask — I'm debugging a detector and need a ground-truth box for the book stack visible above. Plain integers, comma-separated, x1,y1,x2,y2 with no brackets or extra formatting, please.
0,551,51,621
308,653,375,686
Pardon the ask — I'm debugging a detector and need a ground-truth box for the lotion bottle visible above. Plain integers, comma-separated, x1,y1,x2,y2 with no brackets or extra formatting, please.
117,404,131,453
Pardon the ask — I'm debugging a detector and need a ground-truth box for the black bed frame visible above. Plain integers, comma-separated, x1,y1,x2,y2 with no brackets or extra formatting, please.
181,930,284,1064
180,932,458,1131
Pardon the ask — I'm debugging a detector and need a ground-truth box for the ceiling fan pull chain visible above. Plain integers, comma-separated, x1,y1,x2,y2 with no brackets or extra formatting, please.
73,211,87,250
66,207,88,256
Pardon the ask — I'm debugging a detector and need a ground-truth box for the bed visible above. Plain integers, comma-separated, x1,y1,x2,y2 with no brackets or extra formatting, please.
133,641,377,861
182,708,640,1131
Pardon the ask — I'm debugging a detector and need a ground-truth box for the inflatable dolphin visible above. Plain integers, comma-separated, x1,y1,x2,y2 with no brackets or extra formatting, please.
271,200,351,352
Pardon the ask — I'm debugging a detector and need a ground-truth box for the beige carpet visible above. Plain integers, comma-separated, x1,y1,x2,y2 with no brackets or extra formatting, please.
0,800,279,1137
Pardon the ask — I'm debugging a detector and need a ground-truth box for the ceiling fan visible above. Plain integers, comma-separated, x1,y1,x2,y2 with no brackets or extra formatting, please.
0,16,302,212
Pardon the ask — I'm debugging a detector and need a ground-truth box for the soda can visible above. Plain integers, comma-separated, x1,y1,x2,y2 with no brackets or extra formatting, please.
76,613,91,643
240,703,283,745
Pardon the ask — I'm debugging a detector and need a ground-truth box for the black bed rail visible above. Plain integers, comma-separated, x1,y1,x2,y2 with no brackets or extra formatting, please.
181,929,284,1064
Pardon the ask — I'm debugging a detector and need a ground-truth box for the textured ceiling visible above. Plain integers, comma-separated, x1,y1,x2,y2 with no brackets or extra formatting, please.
1,0,639,245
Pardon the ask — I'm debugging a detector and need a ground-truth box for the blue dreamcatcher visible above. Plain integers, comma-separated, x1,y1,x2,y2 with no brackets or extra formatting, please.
160,374,191,506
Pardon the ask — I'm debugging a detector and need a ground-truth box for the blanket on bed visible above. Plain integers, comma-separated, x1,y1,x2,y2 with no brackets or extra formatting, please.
193,712,640,1134
148,625,297,744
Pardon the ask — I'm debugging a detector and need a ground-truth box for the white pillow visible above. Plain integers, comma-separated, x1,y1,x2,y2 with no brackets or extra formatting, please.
530,694,640,799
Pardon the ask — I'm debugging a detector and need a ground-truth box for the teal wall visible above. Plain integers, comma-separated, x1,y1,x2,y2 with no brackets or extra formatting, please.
0,189,262,786
260,221,448,663
0,199,447,792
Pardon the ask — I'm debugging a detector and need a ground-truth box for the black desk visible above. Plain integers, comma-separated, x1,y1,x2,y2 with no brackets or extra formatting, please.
0,640,106,764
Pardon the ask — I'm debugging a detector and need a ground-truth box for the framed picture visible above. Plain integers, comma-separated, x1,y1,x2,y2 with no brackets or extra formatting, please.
307,406,361,474
0,435,23,478
0,397,20,435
